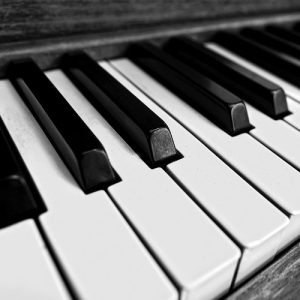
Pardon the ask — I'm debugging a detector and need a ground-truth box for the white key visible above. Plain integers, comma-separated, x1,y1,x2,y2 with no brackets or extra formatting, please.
107,58,300,256
0,221,69,300
47,70,241,300
246,103,300,170
104,60,289,284
0,80,177,300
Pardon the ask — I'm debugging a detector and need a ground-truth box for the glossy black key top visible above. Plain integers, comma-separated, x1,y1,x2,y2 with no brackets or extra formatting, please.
8,59,118,193
292,22,300,33
265,25,300,46
212,31,300,87
128,42,252,136
165,37,289,118
241,27,300,60
62,51,179,168
0,118,46,229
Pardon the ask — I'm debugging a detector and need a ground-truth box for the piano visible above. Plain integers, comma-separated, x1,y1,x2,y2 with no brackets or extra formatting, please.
2,1,300,299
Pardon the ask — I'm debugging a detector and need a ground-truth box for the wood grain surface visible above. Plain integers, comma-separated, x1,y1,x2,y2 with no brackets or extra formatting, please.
226,240,300,300
1,0,300,43
0,0,298,77
0,10,299,78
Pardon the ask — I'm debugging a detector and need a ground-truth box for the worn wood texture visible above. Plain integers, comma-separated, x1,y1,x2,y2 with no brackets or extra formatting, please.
226,241,300,299
1,0,300,43
0,0,298,77
0,11,299,78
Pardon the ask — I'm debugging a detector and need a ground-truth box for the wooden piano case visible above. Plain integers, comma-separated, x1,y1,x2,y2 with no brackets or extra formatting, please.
2,1,300,298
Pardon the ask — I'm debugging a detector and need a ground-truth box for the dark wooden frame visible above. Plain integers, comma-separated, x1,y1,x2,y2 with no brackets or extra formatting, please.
226,239,300,299
0,2,300,78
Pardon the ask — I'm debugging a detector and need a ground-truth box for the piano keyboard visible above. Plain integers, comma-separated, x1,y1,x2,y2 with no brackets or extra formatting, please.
2,21,300,300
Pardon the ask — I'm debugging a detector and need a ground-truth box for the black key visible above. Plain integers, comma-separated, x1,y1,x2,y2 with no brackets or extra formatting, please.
292,22,300,33
128,42,252,136
241,27,300,60
265,25,300,46
62,51,179,168
0,118,47,229
8,59,118,194
212,31,300,87
165,37,289,118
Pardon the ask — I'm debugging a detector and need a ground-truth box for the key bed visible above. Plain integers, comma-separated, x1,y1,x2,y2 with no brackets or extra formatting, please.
2,17,300,300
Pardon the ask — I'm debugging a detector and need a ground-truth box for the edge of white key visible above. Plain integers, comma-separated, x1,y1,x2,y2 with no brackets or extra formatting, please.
0,220,69,300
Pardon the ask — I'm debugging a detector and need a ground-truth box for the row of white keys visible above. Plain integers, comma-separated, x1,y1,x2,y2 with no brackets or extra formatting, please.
205,43,300,132
109,58,300,254
0,80,177,300
105,60,289,285
0,221,69,300
47,70,240,300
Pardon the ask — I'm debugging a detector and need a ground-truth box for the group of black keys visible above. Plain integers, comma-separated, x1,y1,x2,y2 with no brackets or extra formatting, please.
1,22,300,230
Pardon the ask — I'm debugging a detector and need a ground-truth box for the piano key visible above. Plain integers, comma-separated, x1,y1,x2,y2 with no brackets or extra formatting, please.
204,44,300,133
212,31,300,87
206,41,300,101
0,220,69,299
7,59,117,193
241,27,300,60
47,69,241,300
41,192,177,300
292,22,300,33
62,51,178,168
106,59,289,284
265,25,300,46
110,57,300,256
165,37,288,118
128,42,252,136
0,80,178,300
0,118,46,229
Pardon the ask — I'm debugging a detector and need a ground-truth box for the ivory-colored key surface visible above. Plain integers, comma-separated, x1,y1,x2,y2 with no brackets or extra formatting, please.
0,80,177,300
107,58,300,261
105,60,289,284
47,70,241,300
0,221,69,300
